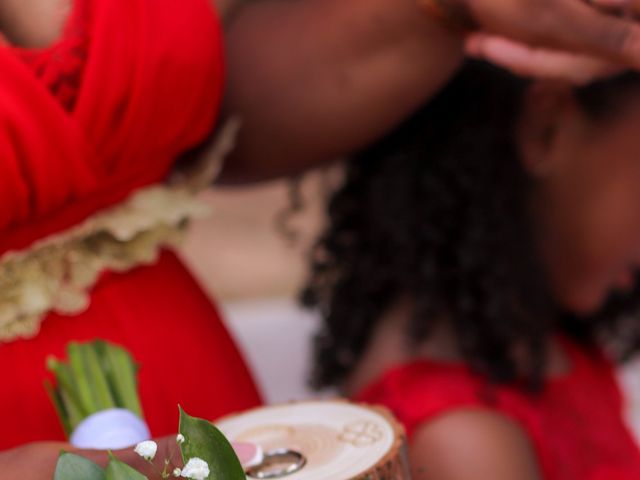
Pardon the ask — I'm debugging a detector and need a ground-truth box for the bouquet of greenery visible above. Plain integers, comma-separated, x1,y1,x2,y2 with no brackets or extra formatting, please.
46,340,148,449
47,340,247,480
54,408,245,480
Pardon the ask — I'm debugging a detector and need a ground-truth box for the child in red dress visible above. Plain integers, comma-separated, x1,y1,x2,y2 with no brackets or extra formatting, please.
304,63,640,479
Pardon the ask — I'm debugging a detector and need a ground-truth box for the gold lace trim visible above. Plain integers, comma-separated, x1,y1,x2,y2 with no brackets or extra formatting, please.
0,118,241,343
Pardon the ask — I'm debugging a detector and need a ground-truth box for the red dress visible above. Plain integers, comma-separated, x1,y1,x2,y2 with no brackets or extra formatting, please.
0,0,261,450
357,340,640,479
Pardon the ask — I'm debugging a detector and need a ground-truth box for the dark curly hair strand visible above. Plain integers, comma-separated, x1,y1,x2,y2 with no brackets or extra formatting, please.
302,61,640,390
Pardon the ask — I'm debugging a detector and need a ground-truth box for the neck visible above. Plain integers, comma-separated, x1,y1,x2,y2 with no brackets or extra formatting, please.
344,297,573,396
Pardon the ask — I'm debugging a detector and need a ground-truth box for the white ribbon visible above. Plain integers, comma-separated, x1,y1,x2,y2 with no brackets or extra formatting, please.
70,408,151,450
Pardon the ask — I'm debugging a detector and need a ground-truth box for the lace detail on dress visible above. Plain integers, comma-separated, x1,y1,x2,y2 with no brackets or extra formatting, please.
13,0,90,111
0,118,241,343
0,186,209,342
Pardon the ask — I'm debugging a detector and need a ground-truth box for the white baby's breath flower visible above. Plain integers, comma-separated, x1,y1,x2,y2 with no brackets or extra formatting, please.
173,468,182,477
180,457,210,480
134,440,158,461
176,433,186,444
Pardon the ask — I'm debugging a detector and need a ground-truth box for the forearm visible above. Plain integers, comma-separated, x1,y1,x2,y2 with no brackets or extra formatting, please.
219,0,463,183
0,443,62,479
0,438,173,480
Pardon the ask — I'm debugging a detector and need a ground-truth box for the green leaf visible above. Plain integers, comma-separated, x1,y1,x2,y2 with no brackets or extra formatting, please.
179,407,245,480
105,454,148,480
54,452,105,480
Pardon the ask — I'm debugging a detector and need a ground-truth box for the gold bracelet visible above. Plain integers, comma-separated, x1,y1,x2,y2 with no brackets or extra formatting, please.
417,0,477,32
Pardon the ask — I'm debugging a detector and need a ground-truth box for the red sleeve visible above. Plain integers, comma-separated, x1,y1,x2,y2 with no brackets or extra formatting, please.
356,361,524,438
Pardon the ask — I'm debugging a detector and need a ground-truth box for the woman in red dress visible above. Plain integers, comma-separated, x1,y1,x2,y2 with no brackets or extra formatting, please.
1,0,639,477
304,62,640,479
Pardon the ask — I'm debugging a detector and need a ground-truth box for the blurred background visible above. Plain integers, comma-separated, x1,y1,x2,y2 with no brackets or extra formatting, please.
178,171,640,446
179,171,335,404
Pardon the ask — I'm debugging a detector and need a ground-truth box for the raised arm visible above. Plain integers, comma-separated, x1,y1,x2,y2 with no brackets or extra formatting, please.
219,0,462,183
218,0,640,184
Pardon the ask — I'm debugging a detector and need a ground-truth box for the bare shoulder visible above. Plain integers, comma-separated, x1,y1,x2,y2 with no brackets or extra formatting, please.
0,0,246,55
0,0,235,48
410,409,542,480
0,0,70,48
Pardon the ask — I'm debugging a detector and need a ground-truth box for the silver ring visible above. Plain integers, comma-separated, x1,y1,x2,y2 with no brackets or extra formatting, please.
246,449,307,479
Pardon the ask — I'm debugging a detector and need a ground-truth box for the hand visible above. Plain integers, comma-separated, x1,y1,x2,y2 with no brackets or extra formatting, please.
0,439,177,480
467,0,640,64
0,441,68,480
465,33,623,84
422,0,640,82
0,438,260,480
83,438,261,478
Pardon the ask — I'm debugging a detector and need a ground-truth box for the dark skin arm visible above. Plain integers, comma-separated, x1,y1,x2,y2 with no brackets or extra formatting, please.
218,0,640,184
411,410,542,480
219,0,463,183
0,437,178,480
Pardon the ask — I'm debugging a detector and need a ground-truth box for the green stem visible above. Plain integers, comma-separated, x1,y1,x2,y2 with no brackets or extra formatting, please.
68,342,98,415
44,379,72,436
103,344,143,417
84,342,116,411
47,357,88,431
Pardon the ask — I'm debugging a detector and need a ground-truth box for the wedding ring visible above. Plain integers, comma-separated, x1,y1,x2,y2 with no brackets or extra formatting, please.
246,449,307,479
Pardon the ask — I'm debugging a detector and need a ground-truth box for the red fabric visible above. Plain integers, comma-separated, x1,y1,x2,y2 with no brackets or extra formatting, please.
1,251,261,449
357,340,640,479
0,0,224,254
0,0,261,450
11,0,90,112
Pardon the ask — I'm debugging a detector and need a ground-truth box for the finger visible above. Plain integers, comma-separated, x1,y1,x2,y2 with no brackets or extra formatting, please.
465,34,624,84
590,0,640,18
232,441,263,468
591,0,628,8
551,0,640,68
467,35,621,84
590,0,640,10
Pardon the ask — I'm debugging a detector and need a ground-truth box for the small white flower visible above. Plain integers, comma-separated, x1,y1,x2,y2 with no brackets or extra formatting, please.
134,440,158,461
173,468,182,477
180,457,210,480
176,433,186,444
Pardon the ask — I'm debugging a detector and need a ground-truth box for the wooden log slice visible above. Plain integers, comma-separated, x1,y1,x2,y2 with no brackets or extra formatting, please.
216,400,410,480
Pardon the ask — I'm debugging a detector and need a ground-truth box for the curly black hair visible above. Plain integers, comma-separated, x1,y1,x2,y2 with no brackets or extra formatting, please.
302,61,640,390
